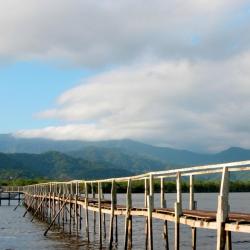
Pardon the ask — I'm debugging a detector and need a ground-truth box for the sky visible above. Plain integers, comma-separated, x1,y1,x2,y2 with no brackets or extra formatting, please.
1,0,250,152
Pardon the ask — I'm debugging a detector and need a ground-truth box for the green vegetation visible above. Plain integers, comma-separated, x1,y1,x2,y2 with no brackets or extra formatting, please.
0,177,52,186
1,135,250,187
0,151,133,180
89,180,250,193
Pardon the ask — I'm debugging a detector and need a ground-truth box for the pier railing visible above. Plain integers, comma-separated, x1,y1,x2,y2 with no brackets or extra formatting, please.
2,186,24,192
13,160,250,249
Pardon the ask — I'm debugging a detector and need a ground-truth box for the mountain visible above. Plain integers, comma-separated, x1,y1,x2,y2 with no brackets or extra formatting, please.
0,134,88,154
1,134,250,166
0,151,133,180
213,147,250,162
67,146,167,173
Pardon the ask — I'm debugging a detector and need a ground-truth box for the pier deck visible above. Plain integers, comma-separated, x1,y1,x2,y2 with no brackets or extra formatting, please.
4,160,250,249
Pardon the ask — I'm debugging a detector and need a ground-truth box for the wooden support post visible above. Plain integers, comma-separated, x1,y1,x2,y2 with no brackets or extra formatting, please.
144,178,149,248
160,177,169,250
147,174,154,250
216,167,229,250
44,196,69,236
124,179,132,250
79,205,82,231
175,172,182,250
115,215,118,244
147,195,153,250
52,192,56,229
99,183,105,238
91,183,96,234
76,182,80,234
62,194,65,231
49,192,52,223
69,195,72,234
85,182,89,242
75,193,79,235
190,175,197,250
109,180,116,249
18,192,21,205
57,194,61,226
30,196,46,222
98,182,102,247
13,203,20,211
23,197,35,217
226,231,232,250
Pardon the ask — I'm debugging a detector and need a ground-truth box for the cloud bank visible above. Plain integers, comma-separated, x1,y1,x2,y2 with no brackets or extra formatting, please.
0,0,250,67
16,52,250,152
1,0,250,151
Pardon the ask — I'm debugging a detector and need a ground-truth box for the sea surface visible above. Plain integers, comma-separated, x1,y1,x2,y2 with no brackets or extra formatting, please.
0,193,250,250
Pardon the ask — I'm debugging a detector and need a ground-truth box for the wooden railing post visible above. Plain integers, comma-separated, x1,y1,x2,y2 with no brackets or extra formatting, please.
161,177,169,250
175,172,182,250
147,174,154,250
216,167,230,250
109,179,116,249
75,183,79,234
190,175,197,250
91,182,96,234
84,182,89,241
144,178,149,248
124,178,132,250
98,182,102,247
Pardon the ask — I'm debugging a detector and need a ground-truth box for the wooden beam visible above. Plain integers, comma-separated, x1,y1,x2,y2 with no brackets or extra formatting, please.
44,196,69,236
30,196,46,222
23,196,36,217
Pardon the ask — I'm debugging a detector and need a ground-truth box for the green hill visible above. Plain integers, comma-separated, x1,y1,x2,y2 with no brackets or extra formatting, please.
0,151,133,180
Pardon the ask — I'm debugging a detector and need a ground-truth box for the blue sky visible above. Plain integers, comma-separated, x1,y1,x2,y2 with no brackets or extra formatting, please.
0,61,91,133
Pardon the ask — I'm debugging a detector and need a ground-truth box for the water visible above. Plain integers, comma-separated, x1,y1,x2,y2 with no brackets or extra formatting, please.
1,193,250,249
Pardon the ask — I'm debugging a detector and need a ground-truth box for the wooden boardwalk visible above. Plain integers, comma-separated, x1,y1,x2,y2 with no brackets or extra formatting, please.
3,160,250,249
0,187,23,206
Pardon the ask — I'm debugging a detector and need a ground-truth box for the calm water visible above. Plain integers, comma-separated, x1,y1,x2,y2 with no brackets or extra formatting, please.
1,193,250,249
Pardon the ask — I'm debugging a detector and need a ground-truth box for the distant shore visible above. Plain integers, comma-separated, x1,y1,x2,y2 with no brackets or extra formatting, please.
1,178,250,193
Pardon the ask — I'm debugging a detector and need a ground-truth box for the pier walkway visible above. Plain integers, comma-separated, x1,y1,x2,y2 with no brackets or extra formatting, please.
0,186,23,206
3,160,250,249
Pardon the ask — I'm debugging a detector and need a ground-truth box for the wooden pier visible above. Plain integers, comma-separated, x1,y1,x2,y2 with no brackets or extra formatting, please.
6,160,250,249
0,186,23,206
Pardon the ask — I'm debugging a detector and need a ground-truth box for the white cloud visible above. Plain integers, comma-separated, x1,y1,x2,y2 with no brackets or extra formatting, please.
16,51,250,152
0,0,249,67
3,0,250,151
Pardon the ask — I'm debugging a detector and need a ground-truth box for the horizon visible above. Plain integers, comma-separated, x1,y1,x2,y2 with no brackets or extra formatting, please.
1,1,250,153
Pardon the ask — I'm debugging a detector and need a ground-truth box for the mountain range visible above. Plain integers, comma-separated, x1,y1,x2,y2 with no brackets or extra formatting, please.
1,134,250,180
